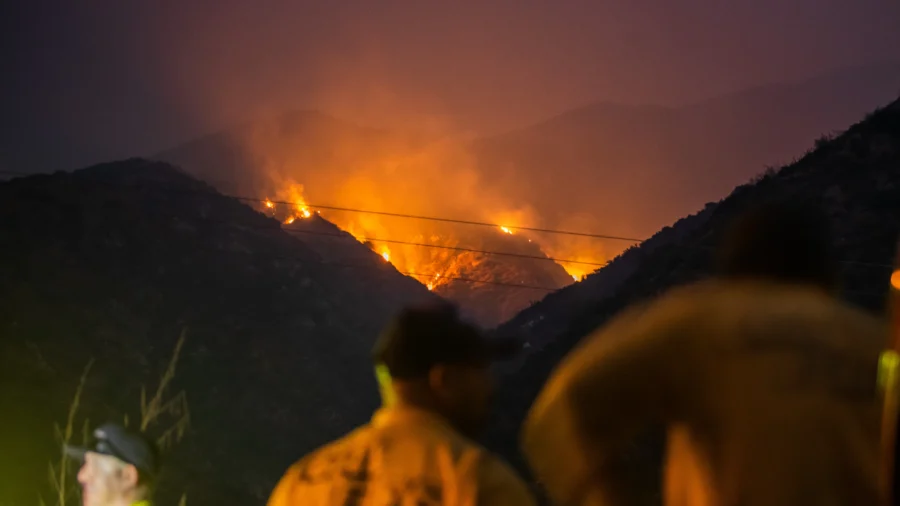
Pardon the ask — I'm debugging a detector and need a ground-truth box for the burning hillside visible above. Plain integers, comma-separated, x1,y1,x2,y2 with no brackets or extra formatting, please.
157,111,611,327
258,178,580,326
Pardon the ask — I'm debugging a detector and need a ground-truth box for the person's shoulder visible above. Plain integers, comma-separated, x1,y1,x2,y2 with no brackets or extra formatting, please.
296,424,372,469
476,450,537,506
270,425,373,491
763,287,883,336
574,279,717,353
605,280,722,328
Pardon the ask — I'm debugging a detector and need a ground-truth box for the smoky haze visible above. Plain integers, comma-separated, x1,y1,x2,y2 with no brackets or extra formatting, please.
3,0,900,173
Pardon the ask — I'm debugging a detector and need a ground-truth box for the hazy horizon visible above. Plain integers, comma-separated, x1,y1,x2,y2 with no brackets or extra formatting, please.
3,0,900,173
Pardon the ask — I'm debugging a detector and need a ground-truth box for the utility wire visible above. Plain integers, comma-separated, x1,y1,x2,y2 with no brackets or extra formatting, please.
1,169,895,287
0,184,571,291
0,169,645,242
1,177,610,268
278,224,610,267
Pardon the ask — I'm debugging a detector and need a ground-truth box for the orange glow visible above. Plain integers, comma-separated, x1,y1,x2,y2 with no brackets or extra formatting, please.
258,174,608,293
247,120,610,300
265,182,314,224
892,270,900,290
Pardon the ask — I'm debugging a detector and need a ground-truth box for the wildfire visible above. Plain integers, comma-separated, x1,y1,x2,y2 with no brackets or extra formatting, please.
264,176,606,302
426,272,443,291
266,183,314,224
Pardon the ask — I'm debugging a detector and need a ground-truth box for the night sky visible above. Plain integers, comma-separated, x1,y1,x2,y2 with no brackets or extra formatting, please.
2,0,899,173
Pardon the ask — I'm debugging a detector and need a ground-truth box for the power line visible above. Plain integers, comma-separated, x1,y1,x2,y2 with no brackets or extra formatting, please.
278,225,610,267
1,169,895,278
0,177,609,268
249,196,645,242
0,184,571,292
0,169,646,242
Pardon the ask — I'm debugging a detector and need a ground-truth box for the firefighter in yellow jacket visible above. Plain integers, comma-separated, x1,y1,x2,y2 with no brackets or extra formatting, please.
268,304,536,506
522,201,887,506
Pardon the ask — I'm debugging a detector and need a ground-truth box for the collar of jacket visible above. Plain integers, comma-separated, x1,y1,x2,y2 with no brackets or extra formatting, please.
371,405,456,433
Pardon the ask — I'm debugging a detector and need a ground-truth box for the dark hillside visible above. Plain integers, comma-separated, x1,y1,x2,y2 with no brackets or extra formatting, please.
0,159,437,506
487,96,900,503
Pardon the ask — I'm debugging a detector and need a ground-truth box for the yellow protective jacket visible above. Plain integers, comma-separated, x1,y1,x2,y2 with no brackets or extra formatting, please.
268,406,536,506
522,280,886,506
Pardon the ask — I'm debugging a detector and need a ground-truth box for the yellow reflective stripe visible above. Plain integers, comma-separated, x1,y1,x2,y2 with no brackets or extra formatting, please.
375,364,396,406
880,350,900,392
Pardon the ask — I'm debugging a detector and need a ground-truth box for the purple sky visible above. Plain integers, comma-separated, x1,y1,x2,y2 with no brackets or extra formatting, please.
2,0,899,173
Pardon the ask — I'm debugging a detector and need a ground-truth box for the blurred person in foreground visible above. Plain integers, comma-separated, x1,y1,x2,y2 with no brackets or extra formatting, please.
65,422,160,506
521,200,886,506
268,303,536,506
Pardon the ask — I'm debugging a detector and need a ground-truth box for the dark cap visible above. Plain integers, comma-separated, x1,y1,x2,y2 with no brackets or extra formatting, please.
373,303,523,379
65,422,160,476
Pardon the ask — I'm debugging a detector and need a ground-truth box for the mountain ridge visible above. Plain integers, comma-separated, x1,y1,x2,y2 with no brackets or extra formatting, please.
484,95,900,503
0,158,439,506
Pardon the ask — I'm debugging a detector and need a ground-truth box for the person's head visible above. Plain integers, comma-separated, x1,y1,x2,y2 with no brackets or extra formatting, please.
715,199,838,293
372,303,522,437
66,423,160,506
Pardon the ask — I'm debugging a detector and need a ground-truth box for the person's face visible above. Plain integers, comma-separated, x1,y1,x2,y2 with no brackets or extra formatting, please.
77,452,136,506
431,362,494,436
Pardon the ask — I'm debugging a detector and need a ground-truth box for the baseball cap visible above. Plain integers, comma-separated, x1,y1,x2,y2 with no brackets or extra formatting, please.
65,422,160,476
372,303,523,379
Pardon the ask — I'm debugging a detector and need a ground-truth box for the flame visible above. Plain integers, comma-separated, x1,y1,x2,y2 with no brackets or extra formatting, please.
426,272,443,291
264,183,314,224
262,175,606,297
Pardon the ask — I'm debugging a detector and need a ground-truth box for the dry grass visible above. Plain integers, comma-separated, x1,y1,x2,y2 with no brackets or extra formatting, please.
41,359,94,506
138,328,191,451
43,328,191,506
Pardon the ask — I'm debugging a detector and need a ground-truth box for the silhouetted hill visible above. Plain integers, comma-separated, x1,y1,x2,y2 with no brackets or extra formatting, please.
0,159,438,506
486,95,900,504
472,62,900,241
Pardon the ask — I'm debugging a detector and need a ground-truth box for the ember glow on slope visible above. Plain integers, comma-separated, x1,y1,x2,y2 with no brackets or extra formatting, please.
237,119,606,290
258,173,598,290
